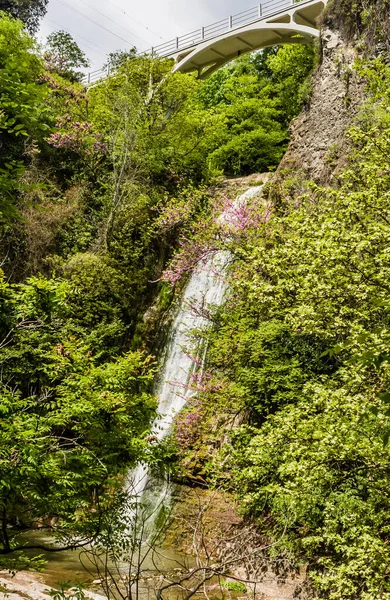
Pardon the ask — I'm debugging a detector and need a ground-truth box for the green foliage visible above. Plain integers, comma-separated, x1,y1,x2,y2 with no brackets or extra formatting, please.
0,12,50,223
89,55,223,186
210,128,285,177
63,253,125,326
200,47,316,175
0,9,319,577
221,580,247,592
179,59,390,599
0,0,47,33
322,0,390,51
264,44,316,122
0,270,157,554
0,553,46,572
45,31,90,83
104,47,137,70
49,583,86,600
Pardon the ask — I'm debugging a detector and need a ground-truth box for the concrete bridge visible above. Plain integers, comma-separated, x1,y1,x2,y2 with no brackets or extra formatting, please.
85,0,326,85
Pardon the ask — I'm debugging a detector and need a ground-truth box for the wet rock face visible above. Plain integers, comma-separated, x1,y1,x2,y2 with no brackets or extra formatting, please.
279,28,365,185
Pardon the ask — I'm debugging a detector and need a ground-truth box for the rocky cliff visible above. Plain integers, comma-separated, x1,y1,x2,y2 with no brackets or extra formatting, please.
278,28,364,184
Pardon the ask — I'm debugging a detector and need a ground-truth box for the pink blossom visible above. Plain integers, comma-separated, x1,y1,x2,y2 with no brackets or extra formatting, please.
47,120,107,156
160,190,272,286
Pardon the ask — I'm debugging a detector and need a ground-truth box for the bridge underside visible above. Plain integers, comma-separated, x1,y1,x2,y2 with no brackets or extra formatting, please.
172,1,324,79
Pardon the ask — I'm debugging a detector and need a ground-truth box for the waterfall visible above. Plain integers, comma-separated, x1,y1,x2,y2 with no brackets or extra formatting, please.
126,185,263,517
127,250,230,505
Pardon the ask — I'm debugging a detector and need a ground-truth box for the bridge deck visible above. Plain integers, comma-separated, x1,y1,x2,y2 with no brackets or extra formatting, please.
155,0,319,59
173,0,324,78
84,0,325,85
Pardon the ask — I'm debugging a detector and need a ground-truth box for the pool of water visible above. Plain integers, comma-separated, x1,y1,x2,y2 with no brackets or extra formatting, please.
15,530,196,597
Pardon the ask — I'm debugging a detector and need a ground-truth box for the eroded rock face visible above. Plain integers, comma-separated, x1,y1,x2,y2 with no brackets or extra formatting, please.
279,28,365,185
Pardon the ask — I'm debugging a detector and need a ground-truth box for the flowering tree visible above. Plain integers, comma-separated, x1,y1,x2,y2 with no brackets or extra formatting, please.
161,187,271,286
47,119,107,158
42,68,107,170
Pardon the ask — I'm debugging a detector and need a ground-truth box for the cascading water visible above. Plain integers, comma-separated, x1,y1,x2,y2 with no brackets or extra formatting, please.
127,250,230,509
127,186,264,520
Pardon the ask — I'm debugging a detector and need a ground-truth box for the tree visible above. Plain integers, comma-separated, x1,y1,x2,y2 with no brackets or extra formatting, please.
104,48,137,71
0,0,48,33
45,31,90,83
0,270,157,559
80,486,278,600
88,55,223,251
198,46,316,175
264,44,316,123
0,12,50,225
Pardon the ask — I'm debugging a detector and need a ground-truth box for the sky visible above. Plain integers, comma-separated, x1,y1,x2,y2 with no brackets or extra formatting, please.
38,0,257,73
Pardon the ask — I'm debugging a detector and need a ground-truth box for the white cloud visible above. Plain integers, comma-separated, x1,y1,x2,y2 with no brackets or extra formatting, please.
38,0,256,71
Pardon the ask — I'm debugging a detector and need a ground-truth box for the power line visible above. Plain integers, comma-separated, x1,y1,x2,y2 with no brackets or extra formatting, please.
104,0,164,41
73,0,151,47
47,18,109,55
53,0,142,48
45,17,110,58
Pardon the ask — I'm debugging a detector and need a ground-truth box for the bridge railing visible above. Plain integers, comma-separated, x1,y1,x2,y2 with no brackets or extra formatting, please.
151,0,300,55
82,0,310,86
